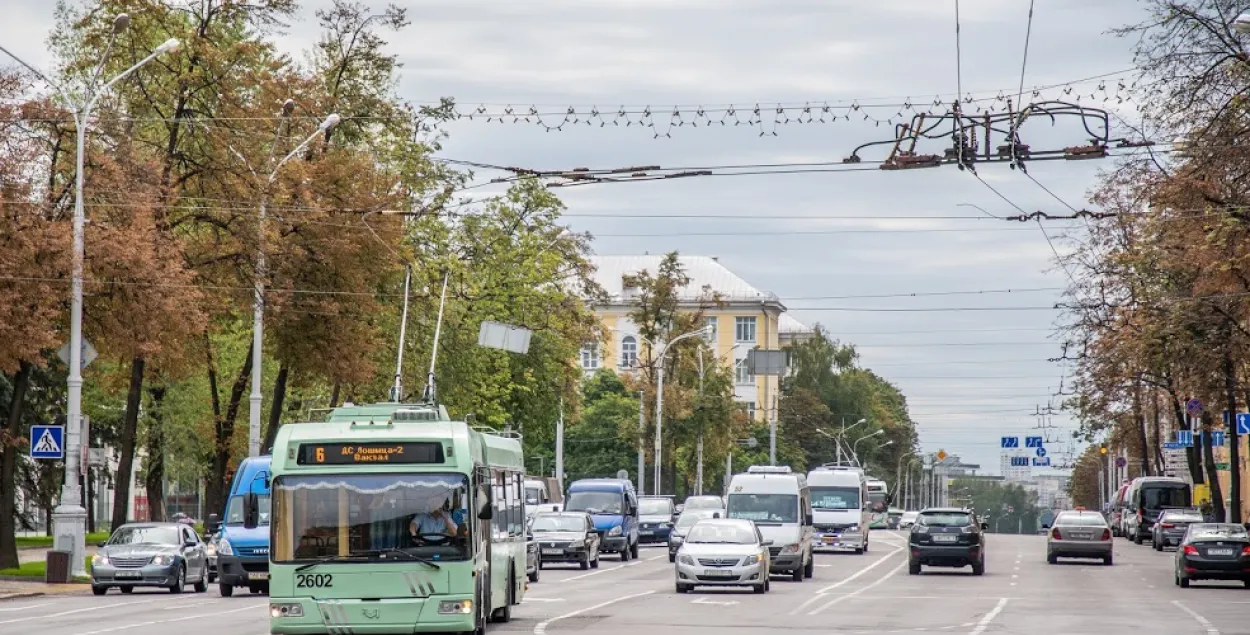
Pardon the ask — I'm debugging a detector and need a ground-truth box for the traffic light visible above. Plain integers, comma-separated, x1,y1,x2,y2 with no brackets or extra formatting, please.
1099,444,1108,455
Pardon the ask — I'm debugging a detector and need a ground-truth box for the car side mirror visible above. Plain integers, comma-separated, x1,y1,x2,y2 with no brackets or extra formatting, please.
762,540,774,546
712,512,720,519
97,541,108,548
184,538,198,547
980,522,988,530
805,513,814,526
242,492,259,529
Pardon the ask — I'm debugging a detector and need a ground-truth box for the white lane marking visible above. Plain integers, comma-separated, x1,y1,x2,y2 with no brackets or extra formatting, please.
969,598,1009,635
691,596,738,606
646,555,665,561
72,603,265,635
555,564,627,582
533,590,654,635
789,544,904,615
523,597,565,603
1173,600,1220,635
808,560,908,615
0,598,163,624
1010,574,1018,579
0,602,50,612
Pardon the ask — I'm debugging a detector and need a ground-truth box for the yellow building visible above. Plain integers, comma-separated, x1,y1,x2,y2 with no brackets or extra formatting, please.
583,255,800,422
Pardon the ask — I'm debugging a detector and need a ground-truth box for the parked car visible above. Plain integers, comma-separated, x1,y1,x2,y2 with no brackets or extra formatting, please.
530,511,601,570
90,522,210,595
1046,510,1113,565
674,518,771,594
1174,523,1250,588
1152,509,1204,551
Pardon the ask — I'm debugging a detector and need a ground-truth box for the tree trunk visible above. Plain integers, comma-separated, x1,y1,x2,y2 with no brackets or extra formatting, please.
1150,390,1163,476
261,364,289,455
111,357,147,532
0,362,33,570
329,381,341,409
1131,378,1148,479
1223,346,1241,524
1201,411,1225,522
144,384,167,523
205,342,254,517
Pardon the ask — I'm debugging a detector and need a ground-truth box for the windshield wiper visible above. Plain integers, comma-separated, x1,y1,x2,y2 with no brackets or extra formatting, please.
295,554,366,572
366,548,441,570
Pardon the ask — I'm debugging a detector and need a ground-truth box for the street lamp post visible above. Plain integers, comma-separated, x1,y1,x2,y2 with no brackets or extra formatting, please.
850,429,885,465
651,327,711,496
245,112,340,457
1,18,179,578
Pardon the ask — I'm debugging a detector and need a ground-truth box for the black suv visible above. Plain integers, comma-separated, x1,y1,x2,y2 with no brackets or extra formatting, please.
908,507,987,575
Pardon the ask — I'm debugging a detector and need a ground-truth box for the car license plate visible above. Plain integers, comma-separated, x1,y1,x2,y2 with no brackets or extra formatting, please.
542,549,562,556
1207,548,1234,556
933,534,958,543
1070,533,1090,540
115,571,141,579
248,572,269,581
703,569,735,577
639,530,652,536
822,536,839,544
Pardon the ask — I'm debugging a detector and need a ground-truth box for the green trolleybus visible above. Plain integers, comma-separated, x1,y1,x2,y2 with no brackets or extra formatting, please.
267,401,527,634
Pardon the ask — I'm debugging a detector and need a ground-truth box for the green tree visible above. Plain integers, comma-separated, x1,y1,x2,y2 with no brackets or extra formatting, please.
562,371,640,482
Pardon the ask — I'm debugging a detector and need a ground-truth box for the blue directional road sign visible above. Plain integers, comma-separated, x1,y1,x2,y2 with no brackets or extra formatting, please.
1010,456,1029,467
1238,414,1250,436
30,425,64,460
1033,457,1051,467
1025,436,1044,448
1001,436,1020,449
1162,442,1184,450
1208,431,1226,447
1176,430,1194,447
1035,447,1047,458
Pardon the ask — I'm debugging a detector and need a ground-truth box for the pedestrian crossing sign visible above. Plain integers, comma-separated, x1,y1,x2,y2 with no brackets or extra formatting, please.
30,425,64,460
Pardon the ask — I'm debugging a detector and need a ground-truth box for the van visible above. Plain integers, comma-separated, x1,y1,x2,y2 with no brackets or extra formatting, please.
564,478,640,560
727,465,814,581
525,476,563,520
1123,476,1192,544
1110,482,1131,536
807,466,869,554
205,455,271,597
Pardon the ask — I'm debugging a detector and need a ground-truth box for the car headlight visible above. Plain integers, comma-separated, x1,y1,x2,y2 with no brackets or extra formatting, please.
847,524,859,532
205,544,216,557
568,538,585,548
669,534,684,544
92,553,109,566
961,526,974,534
217,539,234,556
741,554,763,565
608,526,622,537
678,554,695,565
151,554,174,566
779,544,801,554
438,600,473,615
915,526,930,534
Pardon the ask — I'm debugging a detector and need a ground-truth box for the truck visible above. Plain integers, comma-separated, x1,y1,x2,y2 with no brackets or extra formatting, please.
266,401,527,634
206,455,272,597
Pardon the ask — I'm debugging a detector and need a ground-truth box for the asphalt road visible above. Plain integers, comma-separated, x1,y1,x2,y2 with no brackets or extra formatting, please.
2,531,1247,635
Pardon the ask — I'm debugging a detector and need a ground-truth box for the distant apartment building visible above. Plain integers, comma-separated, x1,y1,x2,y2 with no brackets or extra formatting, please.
583,255,793,422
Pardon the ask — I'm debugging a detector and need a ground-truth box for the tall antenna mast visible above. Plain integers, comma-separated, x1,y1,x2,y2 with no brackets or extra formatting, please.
422,271,450,404
388,265,412,402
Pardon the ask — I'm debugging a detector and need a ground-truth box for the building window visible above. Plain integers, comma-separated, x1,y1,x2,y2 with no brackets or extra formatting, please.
735,316,757,343
620,336,638,368
580,344,599,370
704,317,718,343
741,401,756,420
735,358,754,385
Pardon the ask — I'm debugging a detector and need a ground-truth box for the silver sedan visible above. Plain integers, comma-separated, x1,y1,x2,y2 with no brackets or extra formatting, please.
1046,510,1113,565
674,518,771,594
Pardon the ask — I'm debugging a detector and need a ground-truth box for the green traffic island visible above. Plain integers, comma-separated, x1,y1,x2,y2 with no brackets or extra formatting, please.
0,558,93,584
16,533,112,550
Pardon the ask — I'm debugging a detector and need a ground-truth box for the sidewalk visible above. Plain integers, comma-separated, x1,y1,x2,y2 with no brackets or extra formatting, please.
0,578,90,600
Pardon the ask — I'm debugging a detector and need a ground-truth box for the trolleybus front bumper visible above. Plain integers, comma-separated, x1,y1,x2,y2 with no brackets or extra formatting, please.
269,596,478,634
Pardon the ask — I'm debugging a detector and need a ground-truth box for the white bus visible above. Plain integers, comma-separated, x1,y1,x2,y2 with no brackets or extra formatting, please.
807,467,869,553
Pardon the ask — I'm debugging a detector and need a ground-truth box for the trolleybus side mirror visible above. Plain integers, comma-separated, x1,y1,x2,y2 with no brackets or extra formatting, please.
242,492,260,529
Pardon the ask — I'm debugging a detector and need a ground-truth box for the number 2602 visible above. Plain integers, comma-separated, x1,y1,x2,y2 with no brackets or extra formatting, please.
295,573,333,588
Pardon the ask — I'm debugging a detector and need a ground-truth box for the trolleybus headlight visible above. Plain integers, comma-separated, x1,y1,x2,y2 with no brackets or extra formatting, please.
438,600,473,614
270,603,304,618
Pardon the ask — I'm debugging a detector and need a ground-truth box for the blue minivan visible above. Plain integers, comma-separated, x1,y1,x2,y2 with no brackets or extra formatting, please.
206,456,271,597
564,478,640,560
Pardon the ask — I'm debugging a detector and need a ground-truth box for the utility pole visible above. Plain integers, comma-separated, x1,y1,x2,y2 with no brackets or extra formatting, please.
555,398,564,491
637,388,645,496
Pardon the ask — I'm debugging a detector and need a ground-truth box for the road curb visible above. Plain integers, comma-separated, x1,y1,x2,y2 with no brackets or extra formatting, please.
0,592,45,601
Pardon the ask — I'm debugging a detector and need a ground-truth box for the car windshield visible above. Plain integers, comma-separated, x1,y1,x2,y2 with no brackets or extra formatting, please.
676,512,716,529
726,494,798,523
811,486,860,510
525,487,542,505
109,526,180,546
1188,524,1249,540
565,491,622,514
531,515,584,532
272,473,473,563
1056,514,1106,527
1143,485,1190,509
918,512,972,527
639,498,673,515
686,523,756,544
225,494,272,526
684,497,723,510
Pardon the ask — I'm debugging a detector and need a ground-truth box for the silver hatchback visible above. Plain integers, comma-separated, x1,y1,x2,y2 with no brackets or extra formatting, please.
1047,510,1113,565
674,518,772,594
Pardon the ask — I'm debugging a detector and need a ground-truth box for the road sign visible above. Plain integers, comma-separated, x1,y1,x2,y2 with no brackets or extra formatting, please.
477,321,533,354
1032,457,1051,467
1162,441,1184,450
1186,398,1203,416
746,349,788,376
1209,431,1226,446
936,449,948,461
56,339,98,371
88,448,107,468
1010,456,1029,467
1025,436,1043,448
1115,456,1126,468
1176,430,1194,447
1238,414,1250,436
30,425,64,460
1001,436,1019,449
1035,447,1047,458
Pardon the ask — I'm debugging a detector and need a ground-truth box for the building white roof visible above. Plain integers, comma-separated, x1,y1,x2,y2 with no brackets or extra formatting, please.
588,255,782,306
778,313,812,334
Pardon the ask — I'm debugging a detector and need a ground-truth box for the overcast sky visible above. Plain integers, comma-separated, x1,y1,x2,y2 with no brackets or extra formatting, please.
1,0,1152,475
